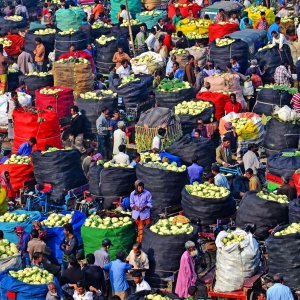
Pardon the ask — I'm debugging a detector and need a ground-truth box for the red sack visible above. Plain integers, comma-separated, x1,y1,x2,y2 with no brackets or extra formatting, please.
0,163,34,193
168,3,201,19
196,91,230,120
12,107,62,153
4,34,24,56
208,22,239,43
293,170,300,196
35,86,74,120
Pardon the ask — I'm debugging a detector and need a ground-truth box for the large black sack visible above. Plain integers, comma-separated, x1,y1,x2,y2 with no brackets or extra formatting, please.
266,225,300,289
88,164,103,196
54,31,88,60
128,291,178,300
181,187,236,225
136,164,188,216
142,225,193,276
24,30,56,58
99,167,136,208
236,191,289,240
0,17,27,36
253,88,292,116
255,44,292,83
23,74,54,98
91,27,111,40
267,151,300,180
155,88,195,109
32,150,87,204
289,199,300,223
76,96,118,137
95,39,118,74
263,118,300,156
7,71,21,92
111,77,148,107
209,39,249,74
167,135,216,170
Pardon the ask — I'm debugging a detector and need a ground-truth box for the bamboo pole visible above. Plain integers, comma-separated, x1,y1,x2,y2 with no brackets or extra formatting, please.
125,0,136,57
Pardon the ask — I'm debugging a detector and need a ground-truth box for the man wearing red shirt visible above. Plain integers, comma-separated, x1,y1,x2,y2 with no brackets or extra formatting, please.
163,29,173,52
224,93,242,114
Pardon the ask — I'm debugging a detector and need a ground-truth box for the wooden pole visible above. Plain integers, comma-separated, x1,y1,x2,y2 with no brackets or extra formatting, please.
125,0,136,57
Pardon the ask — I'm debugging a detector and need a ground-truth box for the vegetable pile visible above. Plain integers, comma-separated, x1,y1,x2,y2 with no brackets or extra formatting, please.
118,75,140,88
56,57,89,64
103,162,133,168
34,28,56,35
132,54,156,64
139,10,162,16
79,90,117,99
84,214,132,229
95,35,116,45
0,212,29,223
175,100,213,116
142,161,186,172
258,44,275,52
185,182,230,198
150,215,193,235
4,16,23,21
274,223,300,236
186,33,208,40
4,154,31,164
0,38,12,47
281,151,300,157
215,38,235,47
221,232,245,246
0,239,18,259
157,78,191,92
169,48,188,56
257,84,298,95
41,212,73,227
26,72,51,77
92,21,112,29
231,118,251,131
58,29,76,35
39,88,62,95
146,295,170,300
140,152,160,162
256,191,289,204
120,19,141,26
9,267,54,285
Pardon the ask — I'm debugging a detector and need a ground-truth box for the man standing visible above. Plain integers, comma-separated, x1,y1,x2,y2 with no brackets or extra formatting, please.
175,241,197,298
130,180,152,243
266,274,294,300
211,164,230,189
96,107,112,160
27,229,51,261
0,45,8,94
245,168,262,192
171,62,184,81
214,9,227,23
17,46,33,74
103,251,133,300
267,17,281,41
112,47,131,70
33,37,45,72
254,12,269,30
15,0,29,19
126,243,149,270
216,137,234,167
224,93,242,114
274,62,292,86
7,91,20,141
223,122,237,154
184,55,196,86
113,121,126,156
15,226,31,266
271,31,289,51
132,270,151,293
152,128,166,152
70,106,85,153
243,144,260,174
17,137,37,156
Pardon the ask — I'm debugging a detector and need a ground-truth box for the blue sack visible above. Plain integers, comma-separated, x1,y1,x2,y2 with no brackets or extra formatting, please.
159,152,182,166
0,269,61,300
0,210,41,244
39,211,86,263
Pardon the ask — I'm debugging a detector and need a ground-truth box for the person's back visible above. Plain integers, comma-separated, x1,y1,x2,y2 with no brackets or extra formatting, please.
214,172,230,189
60,262,83,285
267,282,294,300
249,174,262,192
27,237,49,260
82,264,106,291
187,162,203,184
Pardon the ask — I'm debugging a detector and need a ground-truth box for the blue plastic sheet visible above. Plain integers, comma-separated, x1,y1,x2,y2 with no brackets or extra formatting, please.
39,211,86,263
159,152,182,166
0,269,61,300
0,210,41,244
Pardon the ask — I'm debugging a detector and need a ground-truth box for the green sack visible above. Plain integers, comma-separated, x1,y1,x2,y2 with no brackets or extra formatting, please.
56,8,86,31
135,11,166,29
81,223,136,260
110,0,141,24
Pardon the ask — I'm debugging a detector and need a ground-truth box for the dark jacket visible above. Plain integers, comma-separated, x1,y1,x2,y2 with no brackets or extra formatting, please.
82,264,106,292
224,130,238,153
70,114,84,137
60,264,83,285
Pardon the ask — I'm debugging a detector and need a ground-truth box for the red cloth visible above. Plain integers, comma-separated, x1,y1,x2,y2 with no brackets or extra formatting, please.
165,22,176,33
293,171,300,196
163,34,173,51
168,3,201,19
208,22,239,43
135,218,150,243
12,107,62,153
224,101,242,114
58,50,95,73
4,34,24,56
35,86,74,120
196,91,230,120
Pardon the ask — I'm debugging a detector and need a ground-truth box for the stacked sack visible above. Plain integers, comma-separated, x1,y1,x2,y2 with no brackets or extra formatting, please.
131,51,165,75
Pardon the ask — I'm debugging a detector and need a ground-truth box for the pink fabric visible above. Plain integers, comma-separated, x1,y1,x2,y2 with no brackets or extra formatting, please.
175,250,197,298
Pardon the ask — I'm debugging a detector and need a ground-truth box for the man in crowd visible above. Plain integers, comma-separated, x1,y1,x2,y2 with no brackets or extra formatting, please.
175,241,197,298
184,55,196,86
216,137,234,167
15,226,30,266
111,144,130,164
152,127,166,152
223,122,237,154
274,62,292,86
31,252,44,268
130,180,152,243
130,152,141,168
73,281,94,300
254,11,269,30
70,106,85,153
132,270,151,293
15,0,29,19
33,37,45,72
243,143,260,174
27,229,51,261
277,176,297,200
46,282,59,300
271,31,289,51
214,9,227,23
103,251,133,300
230,57,240,73
116,59,131,78
224,93,242,114
17,137,37,156
211,164,230,189
187,156,204,184
245,168,262,192
266,274,294,300
112,47,131,70
192,118,208,138
17,46,33,74
126,243,149,270
268,17,281,41
113,121,126,156
171,62,184,81
0,45,8,94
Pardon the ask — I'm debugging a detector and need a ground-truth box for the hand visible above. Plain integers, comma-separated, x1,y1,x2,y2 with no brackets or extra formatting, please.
223,162,229,167
66,245,70,250
133,205,139,211
89,286,97,292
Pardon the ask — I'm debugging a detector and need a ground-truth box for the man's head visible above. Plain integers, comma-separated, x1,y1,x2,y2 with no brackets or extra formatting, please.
273,273,284,284
177,31,183,38
63,223,73,236
28,137,37,147
222,137,231,148
117,47,124,54
35,37,42,45
69,44,76,52
211,164,220,175
116,250,126,262
260,11,266,19
192,155,198,164
231,13,237,19
48,282,57,295
171,55,176,62
245,168,254,179
248,143,258,153
14,226,25,236
230,93,237,103
31,229,39,239
71,105,79,116
271,31,279,39
194,66,200,75
86,253,95,265
117,121,125,130
185,240,197,256
194,129,201,138
121,59,129,68
204,82,210,90
118,144,126,153
219,8,225,14
33,252,43,264
102,238,112,249
11,91,18,101
230,56,237,64
275,16,281,24
76,281,86,295
151,27,156,35
132,270,143,284
256,290,266,300
132,152,141,163
102,106,110,116
158,18,164,26
132,242,142,257
135,180,144,193
188,55,194,64
157,127,166,137
226,63,232,71
188,286,198,298
120,4,126,10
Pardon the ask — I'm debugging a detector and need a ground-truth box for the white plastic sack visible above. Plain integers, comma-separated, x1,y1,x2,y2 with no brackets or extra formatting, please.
131,51,165,75
0,254,22,272
185,46,207,64
243,80,254,96
274,105,300,122
214,229,260,292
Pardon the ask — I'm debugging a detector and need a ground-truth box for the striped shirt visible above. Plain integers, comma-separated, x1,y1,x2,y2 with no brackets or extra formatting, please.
291,93,300,113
